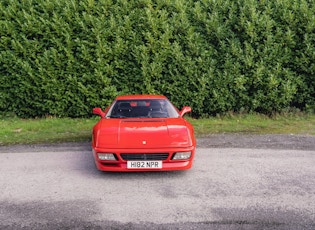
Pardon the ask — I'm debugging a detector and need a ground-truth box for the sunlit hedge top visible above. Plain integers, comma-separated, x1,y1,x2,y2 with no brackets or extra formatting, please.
0,0,314,117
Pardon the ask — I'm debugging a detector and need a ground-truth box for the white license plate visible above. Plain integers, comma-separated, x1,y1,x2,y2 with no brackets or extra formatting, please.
127,161,162,169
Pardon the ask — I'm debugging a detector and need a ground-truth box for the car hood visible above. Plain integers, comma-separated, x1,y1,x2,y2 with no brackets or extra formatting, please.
95,118,192,148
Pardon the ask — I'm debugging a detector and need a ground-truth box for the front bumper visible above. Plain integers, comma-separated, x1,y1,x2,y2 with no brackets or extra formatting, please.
92,146,195,172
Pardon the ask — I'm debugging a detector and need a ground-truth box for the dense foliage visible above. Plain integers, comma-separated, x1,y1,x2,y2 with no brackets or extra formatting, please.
0,0,314,117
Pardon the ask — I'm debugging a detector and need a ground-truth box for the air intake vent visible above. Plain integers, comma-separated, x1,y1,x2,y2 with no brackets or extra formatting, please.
121,153,169,161
121,120,165,123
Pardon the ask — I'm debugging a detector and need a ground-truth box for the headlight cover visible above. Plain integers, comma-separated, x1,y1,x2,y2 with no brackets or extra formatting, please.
98,153,117,161
173,152,191,160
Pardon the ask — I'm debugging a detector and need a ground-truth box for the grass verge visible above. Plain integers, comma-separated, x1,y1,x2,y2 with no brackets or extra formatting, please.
188,113,315,136
0,113,314,146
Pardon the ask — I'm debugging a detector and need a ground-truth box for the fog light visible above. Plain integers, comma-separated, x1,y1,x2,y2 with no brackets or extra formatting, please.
98,153,116,161
173,152,191,160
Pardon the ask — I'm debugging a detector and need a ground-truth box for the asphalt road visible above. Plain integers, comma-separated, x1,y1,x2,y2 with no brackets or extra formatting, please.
0,137,314,230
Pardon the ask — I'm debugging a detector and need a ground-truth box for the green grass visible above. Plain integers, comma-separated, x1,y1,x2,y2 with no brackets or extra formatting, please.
0,117,98,146
188,113,315,136
0,114,314,146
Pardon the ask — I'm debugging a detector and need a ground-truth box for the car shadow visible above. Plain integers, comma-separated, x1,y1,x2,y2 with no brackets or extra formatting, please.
75,142,188,179
98,170,188,178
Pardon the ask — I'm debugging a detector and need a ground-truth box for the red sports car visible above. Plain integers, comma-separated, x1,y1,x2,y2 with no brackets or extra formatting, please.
92,95,196,172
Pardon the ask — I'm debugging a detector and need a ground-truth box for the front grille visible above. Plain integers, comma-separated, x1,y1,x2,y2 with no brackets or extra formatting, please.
120,153,169,161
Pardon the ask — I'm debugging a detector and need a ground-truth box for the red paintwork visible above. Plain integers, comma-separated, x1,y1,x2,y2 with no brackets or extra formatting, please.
92,95,196,172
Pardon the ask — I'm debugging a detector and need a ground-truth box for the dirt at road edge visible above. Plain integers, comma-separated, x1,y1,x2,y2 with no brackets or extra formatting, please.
0,134,314,153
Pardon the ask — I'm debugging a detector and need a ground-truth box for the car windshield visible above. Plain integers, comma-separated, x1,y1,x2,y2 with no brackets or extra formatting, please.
106,99,179,118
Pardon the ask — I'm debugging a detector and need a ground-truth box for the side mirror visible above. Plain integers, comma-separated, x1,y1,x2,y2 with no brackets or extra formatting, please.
179,106,192,117
93,108,105,117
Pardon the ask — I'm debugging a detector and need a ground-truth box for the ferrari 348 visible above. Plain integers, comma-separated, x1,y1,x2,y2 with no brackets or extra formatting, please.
92,95,196,172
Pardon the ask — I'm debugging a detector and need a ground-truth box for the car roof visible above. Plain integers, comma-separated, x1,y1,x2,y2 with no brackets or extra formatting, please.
115,95,167,100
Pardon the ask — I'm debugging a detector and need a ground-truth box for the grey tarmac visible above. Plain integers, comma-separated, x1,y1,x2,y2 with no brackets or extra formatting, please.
0,134,314,230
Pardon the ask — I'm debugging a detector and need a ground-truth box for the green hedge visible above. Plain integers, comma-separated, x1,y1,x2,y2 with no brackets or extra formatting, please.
0,0,314,117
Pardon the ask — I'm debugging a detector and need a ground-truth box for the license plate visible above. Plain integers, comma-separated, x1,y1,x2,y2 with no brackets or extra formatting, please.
127,161,162,169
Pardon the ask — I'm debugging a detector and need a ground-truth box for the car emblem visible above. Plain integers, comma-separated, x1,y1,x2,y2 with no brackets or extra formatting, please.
142,141,146,145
